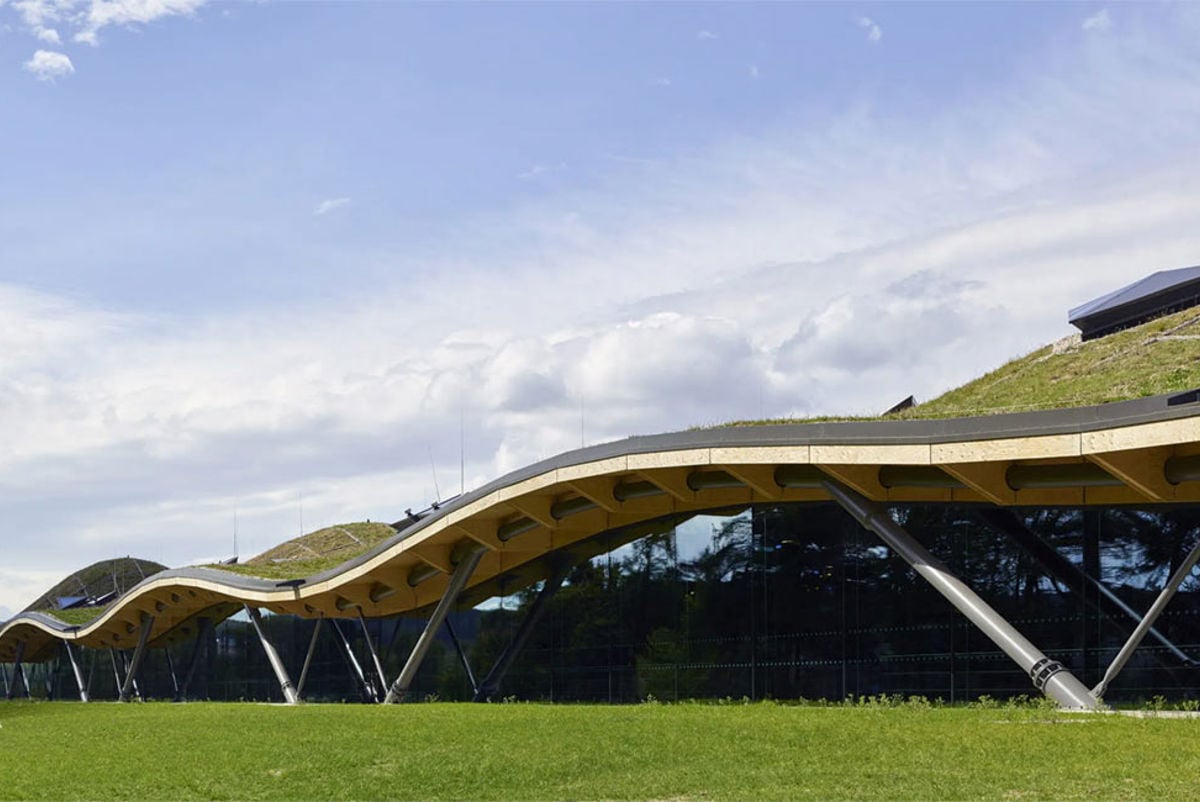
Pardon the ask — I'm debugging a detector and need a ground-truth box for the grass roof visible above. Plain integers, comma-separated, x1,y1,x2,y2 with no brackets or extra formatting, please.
206,521,398,581
726,306,1200,426
33,606,109,626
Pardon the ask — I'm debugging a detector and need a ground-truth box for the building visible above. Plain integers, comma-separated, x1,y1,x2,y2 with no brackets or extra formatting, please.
4,389,1200,708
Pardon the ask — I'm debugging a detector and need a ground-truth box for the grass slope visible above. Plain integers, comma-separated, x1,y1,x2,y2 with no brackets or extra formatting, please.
26,557,167,626
910,307,1200,419
206,522,397,580
2,702,1199,801
726,307,1200,426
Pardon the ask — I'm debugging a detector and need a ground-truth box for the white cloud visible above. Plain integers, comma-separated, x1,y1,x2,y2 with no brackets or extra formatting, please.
697,30,718,40
6,0,206,55
749,64,760,79
653,76,672,87
82,0,205,30
858,15,882,43
1083,9,1112,33
519,165,548,180
22,47,73,80
314,197,351,216
518,162,566,181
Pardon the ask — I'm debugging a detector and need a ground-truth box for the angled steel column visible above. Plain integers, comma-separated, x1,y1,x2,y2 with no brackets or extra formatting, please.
1092,536,1200,699
119,643,142,700
119,614,155,702
109,649,123,698
245,606,299,704
6,642,26,700
84,647,96,699
64,642,89,702
977,508,1194,664
357,609,389,699
822,479,1099,709
444,618,478,696
296,617,324,700
164,649,179,699
385,547,484,704
331,618,376,702
176,617,212,702
1,661,9,698
474,561,569,702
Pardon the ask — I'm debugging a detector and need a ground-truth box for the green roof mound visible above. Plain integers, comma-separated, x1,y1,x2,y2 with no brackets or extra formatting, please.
210,521,398,580
727,305,1200,426
26,556,167,625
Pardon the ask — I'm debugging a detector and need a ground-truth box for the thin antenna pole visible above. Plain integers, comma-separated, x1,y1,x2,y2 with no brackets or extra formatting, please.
234,508,239,560
428,446,442,502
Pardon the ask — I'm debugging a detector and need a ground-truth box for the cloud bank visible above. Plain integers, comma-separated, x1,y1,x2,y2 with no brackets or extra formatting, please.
8,0,207,76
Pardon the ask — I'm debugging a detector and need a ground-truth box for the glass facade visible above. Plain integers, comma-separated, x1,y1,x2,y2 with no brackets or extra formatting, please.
11,503,1200,705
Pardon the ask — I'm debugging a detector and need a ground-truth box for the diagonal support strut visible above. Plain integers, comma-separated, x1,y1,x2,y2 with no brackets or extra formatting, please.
64,642,88,703
296,617,324,700
976,508,1195,665
384,547,484,703
357,608,389,701
474,559,570,702
444,617,478,696
822,478,1100,709
1092,535,1200,699
245,606,299,704
119,615,155,703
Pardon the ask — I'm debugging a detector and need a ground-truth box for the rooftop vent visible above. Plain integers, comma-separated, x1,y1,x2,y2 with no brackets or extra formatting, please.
1069,265,1200,341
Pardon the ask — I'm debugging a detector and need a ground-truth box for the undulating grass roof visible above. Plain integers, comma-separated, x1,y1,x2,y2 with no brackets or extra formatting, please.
206,521,398,580
726,306,1200,426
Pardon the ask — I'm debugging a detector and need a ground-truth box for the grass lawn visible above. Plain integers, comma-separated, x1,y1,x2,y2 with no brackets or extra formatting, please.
1,702,1198,800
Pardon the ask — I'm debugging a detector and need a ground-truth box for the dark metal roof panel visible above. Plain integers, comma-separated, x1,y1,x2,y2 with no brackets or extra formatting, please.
1069,265,1200,323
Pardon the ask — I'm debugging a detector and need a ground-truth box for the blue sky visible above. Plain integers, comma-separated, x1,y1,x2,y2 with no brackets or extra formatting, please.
3,2,1200,615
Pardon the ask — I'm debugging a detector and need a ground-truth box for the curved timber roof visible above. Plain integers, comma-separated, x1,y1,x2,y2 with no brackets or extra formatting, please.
6,389,1200,663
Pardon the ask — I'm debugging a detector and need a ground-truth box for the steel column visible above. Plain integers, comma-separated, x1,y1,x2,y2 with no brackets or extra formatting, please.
245,606,299,704
1,662,9,697
978,508,1194,664
385,547,484,704
44,656,56,700
1092,536,1200,699
7,642,29,700
119,614,155,702
109,649,123,697
64,642,88,702
296,617,324,699
176,617,212,702
331,618,376,702
822,479,1099,709
444,618,478,696
357,609,389,699
164,649,179,699
474,561,569,702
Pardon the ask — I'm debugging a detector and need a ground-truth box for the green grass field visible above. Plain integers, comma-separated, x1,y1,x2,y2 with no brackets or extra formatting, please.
1,701,1198,800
